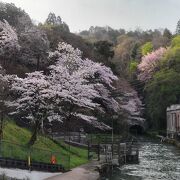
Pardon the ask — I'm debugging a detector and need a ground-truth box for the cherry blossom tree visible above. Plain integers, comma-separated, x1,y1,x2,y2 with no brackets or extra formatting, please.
9,68,102,145
0,65,15,139
48,64,101,129
10,67,107,145
9,42,118,145
0,20,20,59
0,65,7,139
9,71,54,146
49,42,119,113
138,47,167,82
49,43,119,126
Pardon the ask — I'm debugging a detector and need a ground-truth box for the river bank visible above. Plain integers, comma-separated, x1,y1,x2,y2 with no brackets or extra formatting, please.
163,138,180,148
107,139,180,180
145,131,180,149
145,130,180,149
46,136,180,180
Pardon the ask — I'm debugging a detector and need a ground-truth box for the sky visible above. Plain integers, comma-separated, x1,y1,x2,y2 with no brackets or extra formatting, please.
2,0,180,33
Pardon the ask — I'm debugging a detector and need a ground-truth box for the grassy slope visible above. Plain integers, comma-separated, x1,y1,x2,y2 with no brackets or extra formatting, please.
2,121,88,169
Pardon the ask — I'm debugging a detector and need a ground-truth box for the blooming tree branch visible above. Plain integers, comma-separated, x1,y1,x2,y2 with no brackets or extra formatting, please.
138,47,167,82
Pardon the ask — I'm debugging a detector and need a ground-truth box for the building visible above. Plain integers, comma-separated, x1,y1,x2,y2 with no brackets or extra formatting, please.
167,104,180,138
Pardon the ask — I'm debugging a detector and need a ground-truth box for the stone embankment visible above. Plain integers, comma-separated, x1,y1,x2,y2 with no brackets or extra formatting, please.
164,138,180,148
156,135,180,149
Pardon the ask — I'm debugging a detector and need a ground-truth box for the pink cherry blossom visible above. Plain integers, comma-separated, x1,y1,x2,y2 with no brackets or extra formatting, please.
138,47,167,82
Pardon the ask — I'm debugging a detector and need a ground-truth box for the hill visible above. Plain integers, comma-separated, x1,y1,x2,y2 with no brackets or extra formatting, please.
2,121,88,170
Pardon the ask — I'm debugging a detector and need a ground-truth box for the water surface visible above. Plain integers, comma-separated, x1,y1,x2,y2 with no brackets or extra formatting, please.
108,140,180,180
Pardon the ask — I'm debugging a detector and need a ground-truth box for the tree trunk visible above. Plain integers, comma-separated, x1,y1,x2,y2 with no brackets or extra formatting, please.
28,121,41,147
40,120,45,135
36,55,40,71
0,111,4,140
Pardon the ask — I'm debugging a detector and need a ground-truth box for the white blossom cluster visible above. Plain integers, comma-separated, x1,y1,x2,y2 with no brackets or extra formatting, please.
0,20,20,57
8,42,119,130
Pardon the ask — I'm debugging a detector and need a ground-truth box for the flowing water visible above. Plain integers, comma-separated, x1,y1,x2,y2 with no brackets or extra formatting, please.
107,139,180,180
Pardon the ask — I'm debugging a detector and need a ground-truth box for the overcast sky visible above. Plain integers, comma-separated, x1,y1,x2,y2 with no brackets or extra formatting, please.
2,0,180,33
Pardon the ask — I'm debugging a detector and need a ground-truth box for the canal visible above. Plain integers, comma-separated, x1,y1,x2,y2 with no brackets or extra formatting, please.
107,139,180,180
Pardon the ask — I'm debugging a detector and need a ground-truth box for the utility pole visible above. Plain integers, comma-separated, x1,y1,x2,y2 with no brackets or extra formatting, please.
112,115,118,160
112,117,114,145
0,92,5,141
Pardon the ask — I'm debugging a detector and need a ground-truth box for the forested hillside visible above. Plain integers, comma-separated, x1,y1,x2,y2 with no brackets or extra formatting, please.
79,24,180,130
0,2,119,146
0,1,179,143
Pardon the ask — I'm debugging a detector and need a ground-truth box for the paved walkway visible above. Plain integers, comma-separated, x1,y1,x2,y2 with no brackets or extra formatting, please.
0,167,62,180
45,161,100,180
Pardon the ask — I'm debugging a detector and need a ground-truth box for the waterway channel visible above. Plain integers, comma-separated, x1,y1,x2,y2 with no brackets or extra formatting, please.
106,139,180,180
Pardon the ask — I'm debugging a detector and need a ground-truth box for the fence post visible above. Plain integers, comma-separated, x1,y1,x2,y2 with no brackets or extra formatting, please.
118,141,120,164
98,138,100,161
105,144,107,163
28,149,31,171
0,140,2,157
87,141,90,160
68,133,71,170
112,139,114,160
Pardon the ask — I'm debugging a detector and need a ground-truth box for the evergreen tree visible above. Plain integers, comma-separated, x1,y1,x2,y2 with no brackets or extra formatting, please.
56,16,62,25
163,28,172,39
176,19,180,34
45,12,57,25
44,13,70,32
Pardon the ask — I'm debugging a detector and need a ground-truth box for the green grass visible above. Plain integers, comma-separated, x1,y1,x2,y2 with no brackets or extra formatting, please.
145,129,166,139
87,133,122,144
2,121,88,169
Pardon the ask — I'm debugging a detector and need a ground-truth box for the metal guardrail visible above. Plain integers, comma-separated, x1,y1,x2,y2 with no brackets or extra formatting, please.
88,140,139,165
0,140,69,171
0,157,65,172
